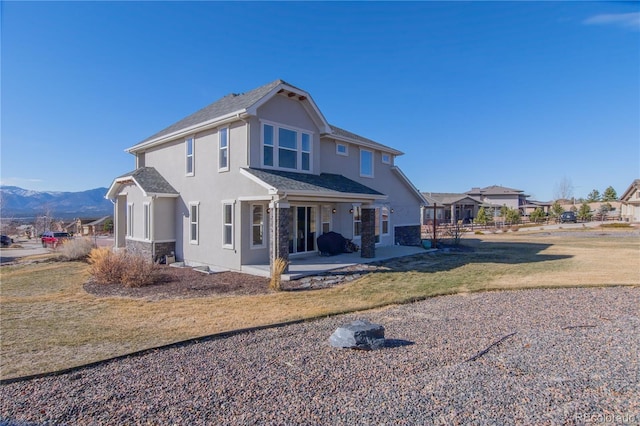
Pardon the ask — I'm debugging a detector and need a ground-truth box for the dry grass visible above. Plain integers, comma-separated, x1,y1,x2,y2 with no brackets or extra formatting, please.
1,230,638,380
269,257,288,291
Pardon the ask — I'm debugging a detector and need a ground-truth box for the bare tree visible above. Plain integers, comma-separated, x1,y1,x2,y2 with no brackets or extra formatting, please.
553,176,574,201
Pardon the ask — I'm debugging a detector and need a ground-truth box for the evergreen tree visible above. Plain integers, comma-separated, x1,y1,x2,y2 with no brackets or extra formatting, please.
530,207,546,223
578,202,592,221
602,186,618,201
587,189,601,202
474,207,490,225
550,201,564,219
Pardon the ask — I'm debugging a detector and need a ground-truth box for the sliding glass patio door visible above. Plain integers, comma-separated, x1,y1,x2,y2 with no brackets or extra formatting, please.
288,206,317,254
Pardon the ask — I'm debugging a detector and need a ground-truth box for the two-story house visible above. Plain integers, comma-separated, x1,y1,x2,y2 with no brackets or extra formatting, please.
106,80,427,274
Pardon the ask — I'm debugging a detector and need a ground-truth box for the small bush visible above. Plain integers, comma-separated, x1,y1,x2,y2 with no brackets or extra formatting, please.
510,226,520,232
474,230,483,235
88,248,159,287
270,257,288,291
59,238,95,261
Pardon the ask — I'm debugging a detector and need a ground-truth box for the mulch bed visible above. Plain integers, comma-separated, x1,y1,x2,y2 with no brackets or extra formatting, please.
83,265,273,300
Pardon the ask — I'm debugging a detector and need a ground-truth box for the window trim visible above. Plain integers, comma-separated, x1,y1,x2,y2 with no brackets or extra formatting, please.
143,202,151,241
321,205,332,234
218,127,229,172
250,204,266,249
360,148,374,178
222,200,235,249
260,120,313,173
189,202,199,245
336,143,348,156
185,137,195,176
381,153,391,164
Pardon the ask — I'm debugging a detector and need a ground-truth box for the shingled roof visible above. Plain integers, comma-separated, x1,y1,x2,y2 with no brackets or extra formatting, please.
241,168,385,198
106,167,178,199
128,79,400,155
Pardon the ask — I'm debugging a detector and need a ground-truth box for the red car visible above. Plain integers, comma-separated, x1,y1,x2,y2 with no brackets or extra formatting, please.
41,231,70,248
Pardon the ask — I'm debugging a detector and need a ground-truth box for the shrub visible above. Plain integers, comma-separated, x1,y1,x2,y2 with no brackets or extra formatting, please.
474,230,483,235
510,226,520,232
59,237,95,261
270,257,288,291
88,248,159,287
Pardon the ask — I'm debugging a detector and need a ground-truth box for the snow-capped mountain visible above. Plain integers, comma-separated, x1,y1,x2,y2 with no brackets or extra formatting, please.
0,186,113,219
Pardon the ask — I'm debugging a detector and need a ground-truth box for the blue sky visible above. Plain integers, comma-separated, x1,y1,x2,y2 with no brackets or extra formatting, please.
2,1,638,201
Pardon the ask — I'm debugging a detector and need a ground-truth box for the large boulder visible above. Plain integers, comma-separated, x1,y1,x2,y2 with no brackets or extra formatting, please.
329,320,385,350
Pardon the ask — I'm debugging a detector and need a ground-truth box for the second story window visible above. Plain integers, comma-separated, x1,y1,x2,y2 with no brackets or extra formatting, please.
360,149,373,178
219,128,229,172
186,137,194,176
336,143,348,156
381,153,391,164
261,122,312,172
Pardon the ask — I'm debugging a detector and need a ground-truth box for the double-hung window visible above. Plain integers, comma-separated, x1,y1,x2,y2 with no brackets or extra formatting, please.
219,128,229,171
126,203,134,237
381,206,390,235
186,137,194,176
251,204,265,248
222,201,234,248
353,205,362,237
189,202,199,244
321,205,332,234
261,122,312,172
360,149,373,178
143,203,151,240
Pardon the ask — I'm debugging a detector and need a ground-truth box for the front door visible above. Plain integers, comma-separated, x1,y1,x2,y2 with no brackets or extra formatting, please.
288,206,317,254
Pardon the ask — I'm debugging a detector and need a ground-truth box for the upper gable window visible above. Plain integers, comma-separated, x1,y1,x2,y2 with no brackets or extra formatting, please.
360,149,374,178
381,153,391,164
261,121,312,172
185,137,194,176
219,128,229,172
336,143,348,156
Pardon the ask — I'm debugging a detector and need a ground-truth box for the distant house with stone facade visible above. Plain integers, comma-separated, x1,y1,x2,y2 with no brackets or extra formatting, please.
420,185,533,224
106,80,427,274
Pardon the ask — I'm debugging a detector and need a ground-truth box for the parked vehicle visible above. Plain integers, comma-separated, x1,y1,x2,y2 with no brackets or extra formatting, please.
560,211,577,223
1,235,12,247
41,231,70,248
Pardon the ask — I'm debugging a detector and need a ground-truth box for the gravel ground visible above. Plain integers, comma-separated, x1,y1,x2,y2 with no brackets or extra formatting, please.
1,286,638,425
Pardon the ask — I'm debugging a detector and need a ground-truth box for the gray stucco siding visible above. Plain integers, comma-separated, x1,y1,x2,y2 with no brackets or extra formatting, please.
319,137,422,230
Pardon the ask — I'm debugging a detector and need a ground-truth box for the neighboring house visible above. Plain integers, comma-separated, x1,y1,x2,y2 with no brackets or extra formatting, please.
620,179,640,222
64,217,111,235
421,192,481,224
106,80,427,274
466,185,529,213
522,200,552,216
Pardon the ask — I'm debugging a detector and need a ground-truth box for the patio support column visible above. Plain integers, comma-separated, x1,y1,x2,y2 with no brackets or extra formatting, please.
269,201,290,274
450,204,456,225
361,206,376,258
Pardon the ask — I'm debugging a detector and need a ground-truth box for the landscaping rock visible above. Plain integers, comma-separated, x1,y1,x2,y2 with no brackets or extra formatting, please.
329,319,385,350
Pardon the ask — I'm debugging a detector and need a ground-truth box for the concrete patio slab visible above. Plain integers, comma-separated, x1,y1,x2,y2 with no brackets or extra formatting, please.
242,245,428,280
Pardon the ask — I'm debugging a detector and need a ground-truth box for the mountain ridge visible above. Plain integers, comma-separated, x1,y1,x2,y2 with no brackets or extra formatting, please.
0,185,113,219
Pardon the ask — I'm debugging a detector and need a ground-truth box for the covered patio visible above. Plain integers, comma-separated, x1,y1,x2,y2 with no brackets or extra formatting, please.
242,244,427,280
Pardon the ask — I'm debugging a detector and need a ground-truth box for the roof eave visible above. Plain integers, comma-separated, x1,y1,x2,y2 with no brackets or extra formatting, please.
323,133,403,156
126,110,250,153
